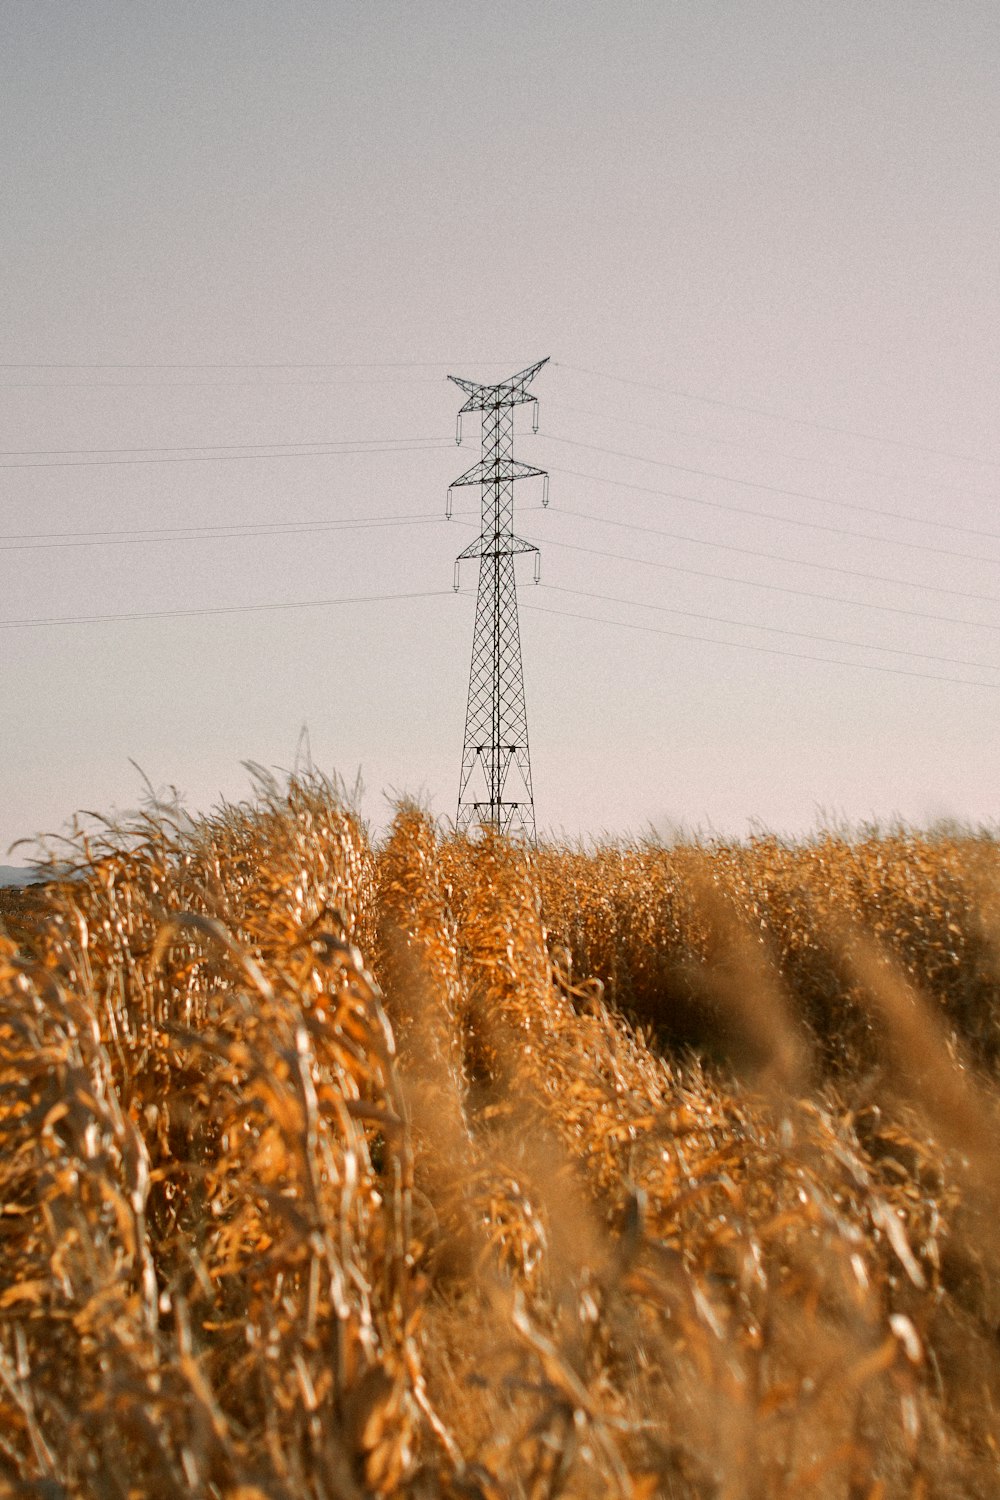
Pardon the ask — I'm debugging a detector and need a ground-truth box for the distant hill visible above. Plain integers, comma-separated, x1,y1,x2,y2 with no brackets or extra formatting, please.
0,865,39,888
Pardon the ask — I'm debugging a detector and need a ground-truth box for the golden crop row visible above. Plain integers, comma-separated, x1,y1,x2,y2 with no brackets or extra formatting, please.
1,774,998,1497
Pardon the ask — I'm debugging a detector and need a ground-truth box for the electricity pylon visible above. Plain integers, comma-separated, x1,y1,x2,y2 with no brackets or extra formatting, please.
447,358,549,840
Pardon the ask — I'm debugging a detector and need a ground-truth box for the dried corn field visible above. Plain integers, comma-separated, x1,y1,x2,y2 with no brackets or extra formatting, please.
2,773,1000,1498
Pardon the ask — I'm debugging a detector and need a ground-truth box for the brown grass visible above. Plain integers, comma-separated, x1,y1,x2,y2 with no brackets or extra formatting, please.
2,775,999,1496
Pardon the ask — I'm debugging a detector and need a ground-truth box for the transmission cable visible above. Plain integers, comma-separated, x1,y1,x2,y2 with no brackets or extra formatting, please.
540,583,1000,673
0,437,452,471
523,534,1000,635
0,514,467,554
0,376,450,390
546,504,1000,607
541,434,1000,547
544,398,992,506
2,510,437,542
0,434,444,457
520,598,1000,692
0,502,493,548
0,359,516,370
547,463,999,568
554,362,1000,471
0,589,457,631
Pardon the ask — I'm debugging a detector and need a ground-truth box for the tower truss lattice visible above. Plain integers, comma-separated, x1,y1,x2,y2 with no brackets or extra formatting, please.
447,358,549,840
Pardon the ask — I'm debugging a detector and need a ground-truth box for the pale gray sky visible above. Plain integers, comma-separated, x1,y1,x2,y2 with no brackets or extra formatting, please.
3,1,999,851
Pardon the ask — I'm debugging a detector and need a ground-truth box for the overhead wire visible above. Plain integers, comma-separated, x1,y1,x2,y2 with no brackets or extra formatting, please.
545,503,1000,607
5,356,996,701
554,361,1000,471
541,433,1000,547
8,353,992,461
546,463,1000,567
0,503,496,550
523,533,1000,635
0,588,462,631
0,514,471,554
0,359,519,391
0,360,515,370
0,377,452,389
16,418,990,579
544,397,993,506
1,510,440,542
540,582,1000,673
0,437,453,471
0,435,451,457
0,502,524,549
7,562,996,694
521,597,1000,692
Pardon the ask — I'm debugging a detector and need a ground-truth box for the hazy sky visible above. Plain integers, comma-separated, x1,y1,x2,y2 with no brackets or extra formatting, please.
3,1,999,852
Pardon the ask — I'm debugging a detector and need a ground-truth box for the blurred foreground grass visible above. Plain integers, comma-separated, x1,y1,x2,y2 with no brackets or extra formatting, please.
2,772,999,1497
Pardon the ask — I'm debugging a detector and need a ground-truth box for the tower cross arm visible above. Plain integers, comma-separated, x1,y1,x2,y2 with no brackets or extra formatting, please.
447,357,549,411
450,457,548,488
456,534,539,561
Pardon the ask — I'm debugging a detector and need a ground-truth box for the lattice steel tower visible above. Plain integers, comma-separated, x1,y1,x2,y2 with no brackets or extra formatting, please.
447,358,550,840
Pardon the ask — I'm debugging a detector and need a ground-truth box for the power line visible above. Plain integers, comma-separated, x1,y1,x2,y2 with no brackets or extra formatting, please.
0,377,449,390
544,397,993,506
546,504,1000,607
547,463,999,568
0,360,518,370
521,597,1000,692
0,588,458,631
0,496,520,548
0,437,452,471
526,533,1000,635
541,583,1000,673
541,433,1000,547
0,501,502,548
0,514,471,554
0,510,453,543
0,435,445,457
555,362,1000,471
